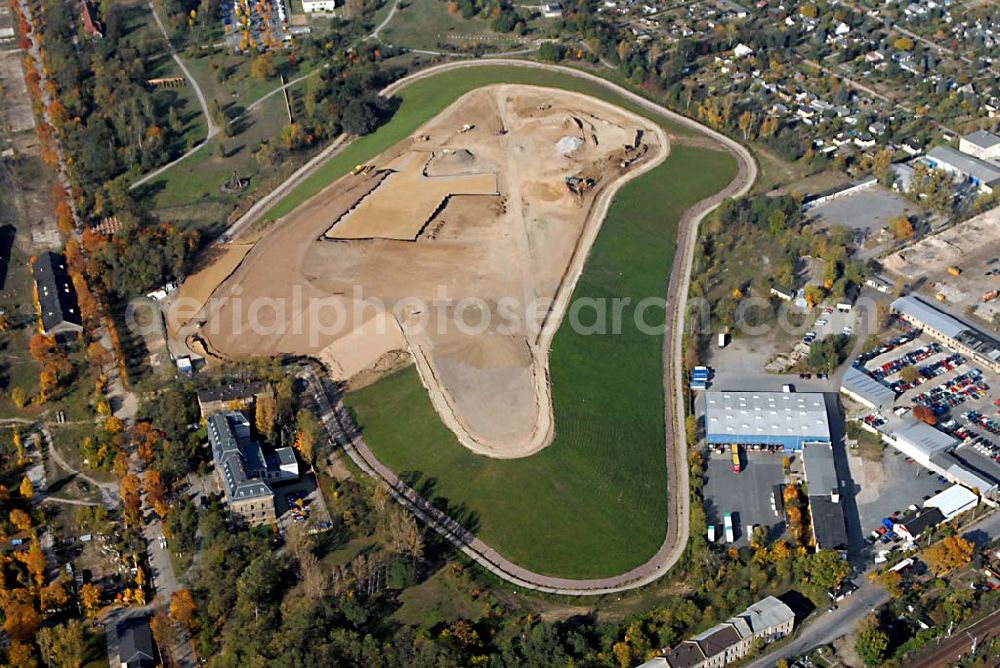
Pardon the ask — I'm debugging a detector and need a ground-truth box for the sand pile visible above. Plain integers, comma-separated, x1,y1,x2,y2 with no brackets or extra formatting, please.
556,135,585,156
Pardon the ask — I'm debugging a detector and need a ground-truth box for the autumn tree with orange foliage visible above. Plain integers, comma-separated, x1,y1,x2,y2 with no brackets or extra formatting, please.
80,582,101,615
170,588,198,633
924,535,975,574
120,473,142,526
131,422,161,465
144,469,169,519
9,508,32,532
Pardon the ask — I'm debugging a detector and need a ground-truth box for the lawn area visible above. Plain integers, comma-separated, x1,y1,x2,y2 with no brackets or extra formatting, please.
347,141,738,579
390,566,492,629
380,0,523,51
266,64,700,221
136,91,294,235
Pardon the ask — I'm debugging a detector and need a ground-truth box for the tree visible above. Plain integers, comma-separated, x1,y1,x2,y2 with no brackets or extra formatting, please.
150,611,178,665
10,386,28,408
893,36,914,51
899,365,920,384
924,535,975,573
6,642,38,668
872,569,904,597
255,391,277,436
144,469,168,519
738,110,755,141
538,41,562,62
80,583,101,615
36,620,87,668
9,508,32,531
872,147,894,187
912,404,937,425
889,215,914,240
804,550,849,589
170,588,198,632
855,618,889,666
3,594,41,642
19,476,33,499
250,53,277,79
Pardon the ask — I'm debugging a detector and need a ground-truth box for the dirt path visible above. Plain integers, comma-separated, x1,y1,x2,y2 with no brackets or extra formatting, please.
287,60,756,593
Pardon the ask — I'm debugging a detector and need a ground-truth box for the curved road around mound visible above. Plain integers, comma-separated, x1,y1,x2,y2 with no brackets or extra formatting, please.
266,60,755,593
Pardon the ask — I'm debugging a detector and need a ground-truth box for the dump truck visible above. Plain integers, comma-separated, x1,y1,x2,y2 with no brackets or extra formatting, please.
947,266,962,277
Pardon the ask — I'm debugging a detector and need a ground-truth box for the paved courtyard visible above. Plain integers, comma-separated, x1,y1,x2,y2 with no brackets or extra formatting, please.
704,451,787,548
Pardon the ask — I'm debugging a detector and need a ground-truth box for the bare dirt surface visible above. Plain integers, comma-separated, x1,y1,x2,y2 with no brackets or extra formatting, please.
174,84,667,458
883,207,1000,327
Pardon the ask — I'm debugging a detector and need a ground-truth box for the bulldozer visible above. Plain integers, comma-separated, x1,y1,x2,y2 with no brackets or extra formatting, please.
565,175,596,203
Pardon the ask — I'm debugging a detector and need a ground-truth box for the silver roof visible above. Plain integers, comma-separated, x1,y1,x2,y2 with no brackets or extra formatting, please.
842,366,896,408
208,412,273,502
893,419,958,457
740,596,795,633
962,130,1000,150
803,442,839,496
705,391,830,441
925,145,1000,183
891,296,1000,363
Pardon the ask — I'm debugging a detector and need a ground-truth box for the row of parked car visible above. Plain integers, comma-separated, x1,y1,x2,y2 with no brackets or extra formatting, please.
853,324,921,368
869,342,943,381
964,410,1000,437
911,369,988,414
889,353,966,394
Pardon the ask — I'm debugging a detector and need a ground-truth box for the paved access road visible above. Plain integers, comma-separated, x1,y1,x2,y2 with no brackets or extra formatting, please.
748,508,1000,667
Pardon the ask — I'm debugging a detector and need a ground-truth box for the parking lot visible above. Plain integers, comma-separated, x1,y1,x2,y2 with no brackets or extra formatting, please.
807,187,921,234
274,474,331,531
858,331,1000,475
703,450,787,548
848,445,948,543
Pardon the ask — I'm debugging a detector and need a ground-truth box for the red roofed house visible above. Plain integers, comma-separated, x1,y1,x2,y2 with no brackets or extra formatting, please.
80,1,104,38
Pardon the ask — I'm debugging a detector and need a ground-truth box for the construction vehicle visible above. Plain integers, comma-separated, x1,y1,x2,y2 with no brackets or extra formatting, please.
947,266,962,277
935,293,947,302
985,290,999,303
564,175,596,199
351,164,367,175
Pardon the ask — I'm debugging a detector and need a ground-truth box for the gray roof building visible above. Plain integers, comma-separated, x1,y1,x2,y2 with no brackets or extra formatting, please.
841,366,896,410
32,251,82,338
739,596,796,634
118,618,156,668
208,412,273,503
891,295,1000,372
803,442,839,497
959,130,1000,160
962,130,1000,150
923,145,1000,191
810,496,849,550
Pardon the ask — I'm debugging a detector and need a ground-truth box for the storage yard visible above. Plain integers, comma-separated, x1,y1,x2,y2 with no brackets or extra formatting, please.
883,206,1000,326
168,84,667,458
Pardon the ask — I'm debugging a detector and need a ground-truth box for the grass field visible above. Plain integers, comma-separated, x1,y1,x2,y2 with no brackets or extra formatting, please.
266,65,700,221
347,134,737,577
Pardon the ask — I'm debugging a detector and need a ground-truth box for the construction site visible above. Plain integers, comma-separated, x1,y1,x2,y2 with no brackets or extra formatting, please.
883,206,1000,330
166,84,667,458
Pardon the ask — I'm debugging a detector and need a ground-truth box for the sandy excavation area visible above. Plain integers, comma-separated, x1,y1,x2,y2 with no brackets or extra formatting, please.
178,84,667,457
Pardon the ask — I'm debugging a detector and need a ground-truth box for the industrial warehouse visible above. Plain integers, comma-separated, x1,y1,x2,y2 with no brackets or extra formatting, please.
891,295,1000,373
704,391,831,451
